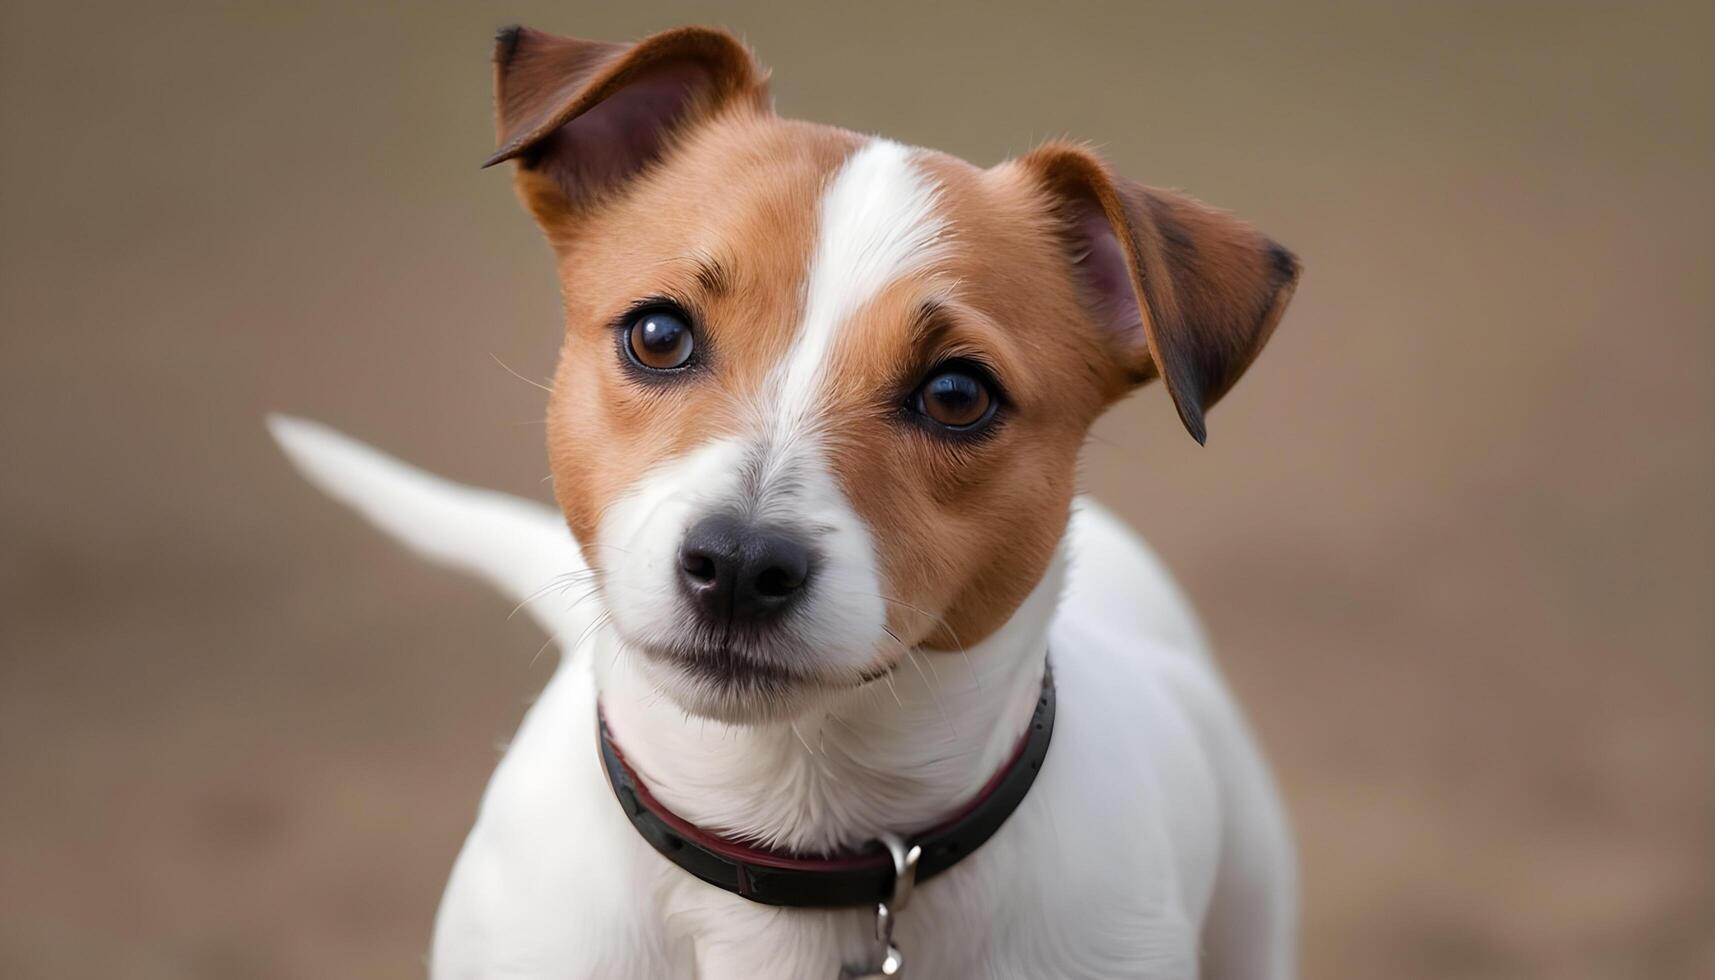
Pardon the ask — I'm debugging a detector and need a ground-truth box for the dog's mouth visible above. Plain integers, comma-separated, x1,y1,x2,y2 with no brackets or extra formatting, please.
655,642,806,687
636,639,897,696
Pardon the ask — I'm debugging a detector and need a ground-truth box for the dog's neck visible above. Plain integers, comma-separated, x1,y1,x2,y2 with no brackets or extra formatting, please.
593,548,1065,856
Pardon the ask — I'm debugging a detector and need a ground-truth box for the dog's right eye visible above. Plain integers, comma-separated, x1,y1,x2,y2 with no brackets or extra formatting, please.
623,306,696,372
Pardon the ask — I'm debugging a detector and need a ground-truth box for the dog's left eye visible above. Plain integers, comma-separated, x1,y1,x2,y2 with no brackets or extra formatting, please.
624,306,695,371
911,363,998,431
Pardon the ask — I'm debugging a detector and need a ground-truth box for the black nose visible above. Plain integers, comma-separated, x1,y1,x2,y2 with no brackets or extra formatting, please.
678,514,813,625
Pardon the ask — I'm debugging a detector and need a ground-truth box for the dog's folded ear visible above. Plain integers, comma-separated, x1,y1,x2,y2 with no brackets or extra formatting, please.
1014,143,1300,444
484,25,769,231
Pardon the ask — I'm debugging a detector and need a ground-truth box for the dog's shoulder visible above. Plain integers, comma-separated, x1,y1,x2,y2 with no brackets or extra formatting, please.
1060,497,1209,662
1051,497,1297,977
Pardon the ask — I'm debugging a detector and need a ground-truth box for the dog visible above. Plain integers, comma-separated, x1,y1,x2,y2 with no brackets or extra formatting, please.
271,23,1300,980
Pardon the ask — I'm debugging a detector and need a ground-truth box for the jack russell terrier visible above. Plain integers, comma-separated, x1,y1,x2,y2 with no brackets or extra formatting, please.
271,24,1300,980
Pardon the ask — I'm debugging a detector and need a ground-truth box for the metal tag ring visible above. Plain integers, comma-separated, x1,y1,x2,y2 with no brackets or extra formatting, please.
876,831,922,914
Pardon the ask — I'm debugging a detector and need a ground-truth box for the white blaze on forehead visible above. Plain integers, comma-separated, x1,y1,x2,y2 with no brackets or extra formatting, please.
770,139,946,436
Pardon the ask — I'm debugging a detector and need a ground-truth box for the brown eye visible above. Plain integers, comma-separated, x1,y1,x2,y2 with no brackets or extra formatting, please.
913,367,997,430
626,308,695,371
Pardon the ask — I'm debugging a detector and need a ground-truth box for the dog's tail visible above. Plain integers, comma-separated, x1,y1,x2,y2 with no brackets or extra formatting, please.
266,414,590,643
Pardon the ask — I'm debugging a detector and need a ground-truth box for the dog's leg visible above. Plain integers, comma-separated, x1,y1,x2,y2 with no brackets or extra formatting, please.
266,414,590,643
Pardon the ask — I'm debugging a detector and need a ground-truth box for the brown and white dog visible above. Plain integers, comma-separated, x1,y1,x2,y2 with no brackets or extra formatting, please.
271,24,1299,980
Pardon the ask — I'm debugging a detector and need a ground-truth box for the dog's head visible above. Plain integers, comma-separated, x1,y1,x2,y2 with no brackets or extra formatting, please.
488,26,1298,723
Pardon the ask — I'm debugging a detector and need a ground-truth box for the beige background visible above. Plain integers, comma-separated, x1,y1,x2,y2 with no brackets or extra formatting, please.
2,1,1710,977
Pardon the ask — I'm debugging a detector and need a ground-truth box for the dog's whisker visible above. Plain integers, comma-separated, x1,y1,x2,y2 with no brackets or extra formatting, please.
573,611,613,660
609,624,629,671
867,593,981,693
534,610,611,669
870,620,958,740
527,632,558,668
881,671,903,709
789,721,818,759
489,351,554,394
918,642,944,685
868,593,958,641
956,649,983,693
567,592,603,618
508,571,588,619
906,649,957,741
569,578,604,592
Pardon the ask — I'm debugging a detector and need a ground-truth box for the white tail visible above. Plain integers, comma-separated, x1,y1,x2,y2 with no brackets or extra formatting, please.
266,414,591,643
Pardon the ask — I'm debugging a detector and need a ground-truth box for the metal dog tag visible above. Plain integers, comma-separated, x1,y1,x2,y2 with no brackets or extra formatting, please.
839,947,903,978
838,902,904,978
838,833,918,979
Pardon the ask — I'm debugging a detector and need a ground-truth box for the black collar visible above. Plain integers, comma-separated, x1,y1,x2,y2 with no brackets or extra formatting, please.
596,663,1056,908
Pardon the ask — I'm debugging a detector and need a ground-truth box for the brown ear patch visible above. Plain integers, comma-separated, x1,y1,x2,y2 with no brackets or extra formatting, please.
484,25,769,223
1018,142,1300,443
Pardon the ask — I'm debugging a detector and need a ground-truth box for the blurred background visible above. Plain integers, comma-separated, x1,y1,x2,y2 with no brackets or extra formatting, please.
2,1,1710,977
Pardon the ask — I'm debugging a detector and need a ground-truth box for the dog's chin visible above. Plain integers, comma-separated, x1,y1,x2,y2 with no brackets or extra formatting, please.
632,640,878,725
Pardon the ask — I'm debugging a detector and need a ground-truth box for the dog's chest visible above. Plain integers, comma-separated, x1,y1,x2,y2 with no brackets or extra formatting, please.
644,835,1195,980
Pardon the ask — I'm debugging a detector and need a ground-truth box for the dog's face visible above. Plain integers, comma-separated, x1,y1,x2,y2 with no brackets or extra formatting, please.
489,27,1298,722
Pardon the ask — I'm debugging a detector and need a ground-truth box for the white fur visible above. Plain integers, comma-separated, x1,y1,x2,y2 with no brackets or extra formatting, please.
269,416,1296,979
